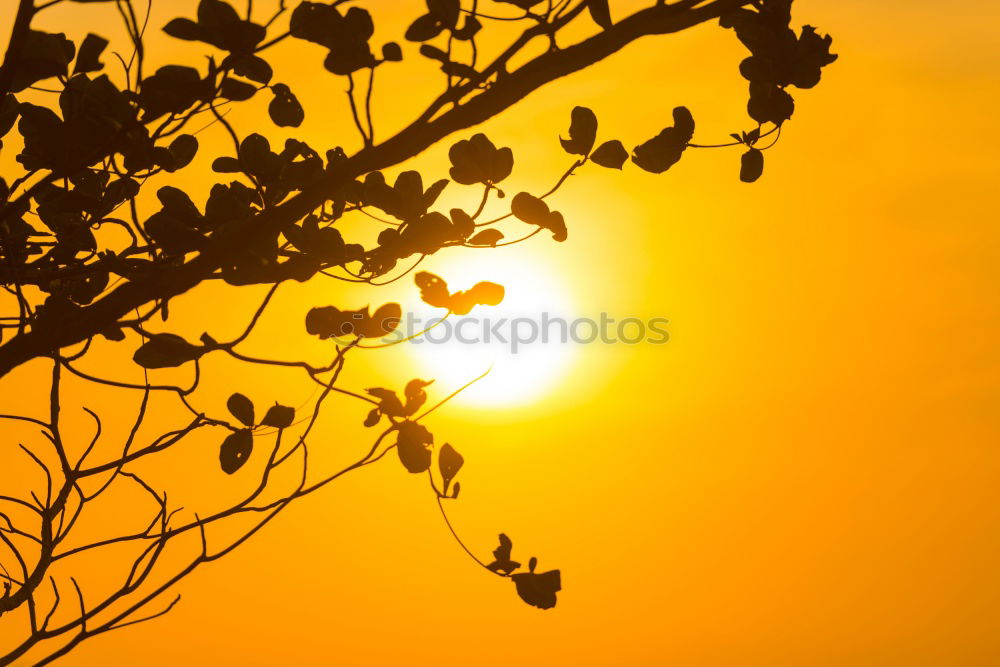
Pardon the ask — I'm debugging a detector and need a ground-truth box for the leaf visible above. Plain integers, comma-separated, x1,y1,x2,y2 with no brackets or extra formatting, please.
227,392,255,426
162,134,198,172
364,407,381,427
232,54,273,84
132,334,203,368
220,77,256,101
381,42,402,62
0,94,19,139
486,533,521,575
740,147,764,183
9,31,76,93
366,302,402,337
468,229,503,247
559,106,598,156
219,429,253,474
438,443,464,494
268,83,304,128
396,420,433,474
367,387,406,417
585,0,612,29
631,106,695,174
512,567,562,610
163,18,203,41
590,140,628,169
405,13,443,42
415,271,451,309
510,193,567,242
448,133,513,185
73,33,109,74
261,404,295,428
404,378,433,415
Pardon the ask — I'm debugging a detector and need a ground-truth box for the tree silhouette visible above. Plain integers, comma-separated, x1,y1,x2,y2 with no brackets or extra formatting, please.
0,0,835,662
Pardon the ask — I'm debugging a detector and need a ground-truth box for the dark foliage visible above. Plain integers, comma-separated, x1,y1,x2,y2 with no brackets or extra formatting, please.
0,0,833,662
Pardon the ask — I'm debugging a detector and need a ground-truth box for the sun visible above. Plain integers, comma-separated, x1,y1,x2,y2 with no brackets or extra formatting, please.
406,249,578,408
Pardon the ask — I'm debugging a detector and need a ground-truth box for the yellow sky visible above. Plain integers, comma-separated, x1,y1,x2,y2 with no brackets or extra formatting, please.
2,0,1000,665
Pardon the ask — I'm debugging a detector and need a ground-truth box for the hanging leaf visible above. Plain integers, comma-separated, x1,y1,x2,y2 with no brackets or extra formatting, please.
219,429,253,474
585,0,612,29
559,106,597,156
227,392,255,426
404,379,433,415
132,334,203,369
73,33,109,75
448,134,513,185
590,140,628,169
438,443,464,494
364,407,381,427
268,83,304,128
486,533,521,575
740,147,764,182
631,106,695,174
220,77,256,101
161,134,198,172
415,271,452,309
467,229,503,246
396,420,434,473
261,404,295,428
366,387,406,417
511,559,561,609
382,42,403,62
510,192,567,242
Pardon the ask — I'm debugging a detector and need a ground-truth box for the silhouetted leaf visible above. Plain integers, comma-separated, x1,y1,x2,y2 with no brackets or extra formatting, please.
512,560,561,609
448,134,513,185
160,134,198,172
364,407,381,427
227,392,255,426
163,18,203,41
560,106,597,156
269,83,304,127
631,106,694,173
427,0,460,27
133,334,203,368
396,420,433,473
404,378,433,415
590,140,627,169
747,82,794,125
227,55,270,84
220,77,256,101
9,31,75,92
415,271,452,308
0,95,18,139
487,534,521,575
510,192,567,242
382,42,403,62
73,33,109,74
366,302,402,337
219,429,253,474
414,271,504,314
452,482,461,498
449,208,474,238
367,387,406,417
212,156,242,173
739,147,764,182
438,443,464,494
405,13,443,42
261,404,295,428
468,229,503,246
586,0,612,28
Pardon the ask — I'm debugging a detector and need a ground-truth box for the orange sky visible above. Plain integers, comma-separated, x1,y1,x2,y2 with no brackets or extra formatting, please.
2,1,1000,665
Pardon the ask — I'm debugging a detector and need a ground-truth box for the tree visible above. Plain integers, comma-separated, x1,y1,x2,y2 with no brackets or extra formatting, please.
0,0,835,662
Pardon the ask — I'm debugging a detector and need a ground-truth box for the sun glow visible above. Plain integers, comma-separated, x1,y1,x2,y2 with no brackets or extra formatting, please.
406,250,578,408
